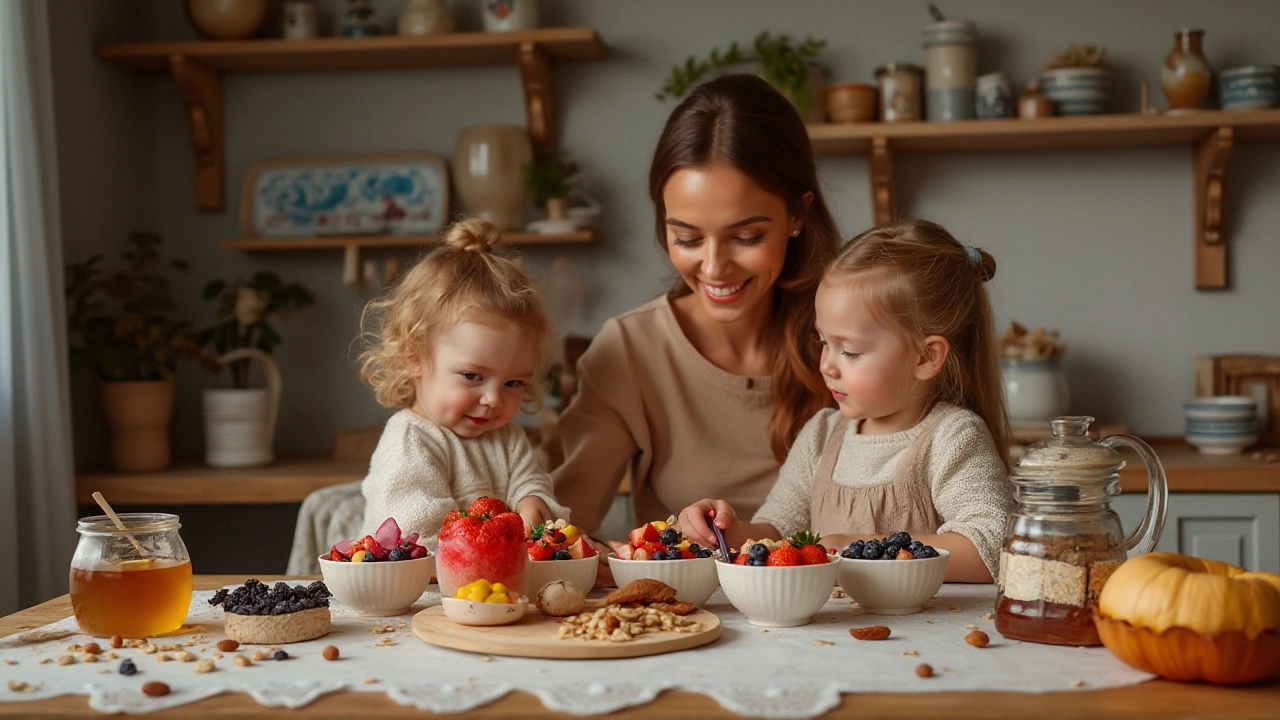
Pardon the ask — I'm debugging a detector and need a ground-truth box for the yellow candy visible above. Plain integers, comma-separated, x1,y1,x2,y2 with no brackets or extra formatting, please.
467,588,490,602
455,587,470,599
486,593,510,604
472,579,492,591
491,583,508,595
561,525,580,544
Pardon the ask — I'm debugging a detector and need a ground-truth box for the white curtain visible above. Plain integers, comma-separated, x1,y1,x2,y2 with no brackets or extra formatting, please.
0,0,77,616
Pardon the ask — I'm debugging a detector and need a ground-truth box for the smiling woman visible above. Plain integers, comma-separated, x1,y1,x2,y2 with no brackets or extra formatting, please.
553,75,841,575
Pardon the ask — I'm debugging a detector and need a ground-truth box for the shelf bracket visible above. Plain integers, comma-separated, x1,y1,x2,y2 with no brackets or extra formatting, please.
869,137,897,225
169,54,225,212
1194,126,1232,289
517,42,555,157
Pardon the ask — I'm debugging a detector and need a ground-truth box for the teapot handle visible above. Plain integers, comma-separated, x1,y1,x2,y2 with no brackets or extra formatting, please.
216,348,281,446
1097,434,1168,554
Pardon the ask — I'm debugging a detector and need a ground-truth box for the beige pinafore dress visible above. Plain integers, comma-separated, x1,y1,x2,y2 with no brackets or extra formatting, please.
808,408,955,538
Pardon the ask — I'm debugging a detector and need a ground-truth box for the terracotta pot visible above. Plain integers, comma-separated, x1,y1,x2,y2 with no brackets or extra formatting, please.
184,0,276,40
825,83,877,123
452,125,532,231
101,379,175,472
1018,83,1054,119
1095,613,1280,685
1161,29,1213,111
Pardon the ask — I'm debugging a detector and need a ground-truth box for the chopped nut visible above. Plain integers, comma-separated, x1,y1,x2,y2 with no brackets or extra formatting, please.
376,636,396,647
2,659,16,666
902,650,919,657
322,646,339,661
36,658,51,665
850,625,891,641
813,639,835,646
194,659,215,674
368,624,396,634
1071,678,1086,687
1252,451,1264,460
915,663,934,678
141,682,170,697
480,656,496,663
175,651,196,663
948,606,962,612
109,635,123,649
212,653,223,660
82,642,102,654
156,653,171,662
363,677,379,684
105,651,118,660
964,624,978,630
57,655,76,666
159,644,182,653
216,639,239,652
979,612,994,620
81,653,99,663
233,655,252,667
139,643,158,655
7,681,28,692
252,650,269,662
965,630,990,648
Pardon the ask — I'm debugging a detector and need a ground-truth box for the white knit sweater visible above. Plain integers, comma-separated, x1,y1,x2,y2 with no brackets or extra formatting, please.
359,409,570,549
753,404,1013,576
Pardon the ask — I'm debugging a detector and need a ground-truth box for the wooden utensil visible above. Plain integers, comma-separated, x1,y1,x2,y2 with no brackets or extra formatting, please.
91,491,147,556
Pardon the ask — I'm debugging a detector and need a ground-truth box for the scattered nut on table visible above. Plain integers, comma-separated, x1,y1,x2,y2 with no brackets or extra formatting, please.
109,635,123,649
233,655,252,667
141,682,170,697
194,659,216,674
322,646,339,661
217,639,239,652
965,630,990,648
82,642,101,655
850,626,891,641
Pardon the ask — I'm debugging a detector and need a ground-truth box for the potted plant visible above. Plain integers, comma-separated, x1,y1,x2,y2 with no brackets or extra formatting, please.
524,154,579,221
197,272,314,467
1040,43,1112,116
656,32,829,121
65,232,201,472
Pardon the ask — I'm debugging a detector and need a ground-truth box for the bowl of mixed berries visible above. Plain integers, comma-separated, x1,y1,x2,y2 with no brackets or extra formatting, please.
607,518,719,605
715,531,839,628
319,518,433,616
525,519,598,595
836,532,949,615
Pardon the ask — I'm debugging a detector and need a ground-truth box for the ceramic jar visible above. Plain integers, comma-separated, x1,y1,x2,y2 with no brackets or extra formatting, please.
453,125,533,230
875,63,922,122
184,0,275,39
101,379,175,472
922,20,977,121
1018,83,1054,119
483,0,538,32
825,83,877,123
1219,65,1279,110
1001,358,1071,425
1041,67,1111,115
1161,29,1213,111
977,72,1014,119
282,1,318,39
341,0,381,37
203,349,281,468
399,0,454,35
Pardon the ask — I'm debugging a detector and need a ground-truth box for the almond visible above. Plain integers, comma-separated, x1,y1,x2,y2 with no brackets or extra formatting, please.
141,682,170,697
915,663,934,678
965,630,990,648
217,639,239,652
895,548,913,560
82,642,102,655
849,625,891,641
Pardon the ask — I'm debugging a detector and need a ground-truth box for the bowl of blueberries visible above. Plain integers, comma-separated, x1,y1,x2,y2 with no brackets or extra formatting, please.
836,532,948,615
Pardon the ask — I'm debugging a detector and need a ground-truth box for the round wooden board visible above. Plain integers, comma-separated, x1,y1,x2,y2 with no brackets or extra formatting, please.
411,605,721,659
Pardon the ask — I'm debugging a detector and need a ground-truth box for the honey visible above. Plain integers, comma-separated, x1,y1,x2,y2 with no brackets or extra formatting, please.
70,558,193,637
994,595,1099,646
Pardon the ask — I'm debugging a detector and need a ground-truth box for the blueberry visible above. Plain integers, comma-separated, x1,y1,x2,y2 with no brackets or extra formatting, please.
697,549,713,558
659,528,681,546
862,540,883,560
688,544,702,554
119,658,137,676
748,558,766,566
906,541,924,553
362,553,379,562
922,546,939,558
667,549,685,560
748,543,769,561
340,555,351,562
272,650,289,661
553,549,571,561
883,543,902,558
887,531,911,547
388,548,409,562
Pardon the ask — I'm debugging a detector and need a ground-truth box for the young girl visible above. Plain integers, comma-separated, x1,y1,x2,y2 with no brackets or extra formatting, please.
679,220,1014,582
357,218,569,548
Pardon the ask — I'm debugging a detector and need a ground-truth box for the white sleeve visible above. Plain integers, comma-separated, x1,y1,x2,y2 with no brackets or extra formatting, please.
502,425,572,520
751,410,837,538
360,422,459,551
928,412,1015,578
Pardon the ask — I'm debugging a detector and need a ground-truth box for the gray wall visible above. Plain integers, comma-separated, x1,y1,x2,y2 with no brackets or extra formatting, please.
56,0,1280,468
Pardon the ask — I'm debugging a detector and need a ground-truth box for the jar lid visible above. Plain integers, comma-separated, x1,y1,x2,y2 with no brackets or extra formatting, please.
77,512,181,535
875,62,923,77
1012,416,1124,475
922,20,977,47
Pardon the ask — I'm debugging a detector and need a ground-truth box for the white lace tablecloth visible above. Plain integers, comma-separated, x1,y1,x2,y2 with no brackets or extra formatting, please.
0,584,1153,717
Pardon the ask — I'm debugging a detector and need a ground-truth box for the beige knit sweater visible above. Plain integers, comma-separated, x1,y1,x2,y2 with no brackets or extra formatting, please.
753,404,1013,576
360,409,569,549
553,296,779,536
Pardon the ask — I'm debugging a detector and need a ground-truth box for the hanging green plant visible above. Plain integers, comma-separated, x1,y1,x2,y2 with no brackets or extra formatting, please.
656,32,828,118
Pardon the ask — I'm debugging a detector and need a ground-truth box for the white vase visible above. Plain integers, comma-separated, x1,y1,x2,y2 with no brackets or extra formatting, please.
399,0,454,35
482,0,538,32
203,349,281,468
1001,359,1070,425
452,124,532,230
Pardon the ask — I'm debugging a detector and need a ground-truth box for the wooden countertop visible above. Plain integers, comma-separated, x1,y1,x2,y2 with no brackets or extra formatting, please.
2,575,1276,719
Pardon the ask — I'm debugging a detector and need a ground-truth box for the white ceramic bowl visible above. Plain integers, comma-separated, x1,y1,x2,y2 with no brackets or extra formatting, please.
715,558,840,628
836,549,950,615
440,595,529,626
525,556,598,596
318,554,434,616
1183,396,1256,422
1185,432,1258,455
607,555,719,606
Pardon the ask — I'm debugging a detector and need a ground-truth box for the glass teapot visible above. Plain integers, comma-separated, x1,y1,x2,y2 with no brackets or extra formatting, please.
994,416,1168,646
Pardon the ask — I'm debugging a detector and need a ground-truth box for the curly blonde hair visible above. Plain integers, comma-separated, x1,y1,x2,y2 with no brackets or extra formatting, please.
358,218,553,409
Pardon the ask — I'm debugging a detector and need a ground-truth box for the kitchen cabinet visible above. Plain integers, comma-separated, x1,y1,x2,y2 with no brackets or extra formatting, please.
1113,492,1280,572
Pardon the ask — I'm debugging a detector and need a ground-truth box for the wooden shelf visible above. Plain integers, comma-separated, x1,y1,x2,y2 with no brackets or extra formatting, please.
96,28,609,211
809,109,1280,290
221,229,595,251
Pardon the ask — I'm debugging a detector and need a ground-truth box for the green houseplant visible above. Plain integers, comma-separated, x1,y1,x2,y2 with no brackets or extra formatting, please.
65,232,201,471
656,32,828,119
524,154,579,220
197,272,314,468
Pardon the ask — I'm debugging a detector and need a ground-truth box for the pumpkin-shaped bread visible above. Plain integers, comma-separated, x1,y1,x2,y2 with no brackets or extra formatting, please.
1095,552,1280,685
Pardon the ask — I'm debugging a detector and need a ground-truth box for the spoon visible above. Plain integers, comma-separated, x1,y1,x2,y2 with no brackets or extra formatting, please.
92,491,147,556
706,514,731,564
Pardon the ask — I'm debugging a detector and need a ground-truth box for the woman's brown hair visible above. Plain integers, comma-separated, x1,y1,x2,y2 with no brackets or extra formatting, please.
647,73,840,462
358,218,553,409
826,219,1011,469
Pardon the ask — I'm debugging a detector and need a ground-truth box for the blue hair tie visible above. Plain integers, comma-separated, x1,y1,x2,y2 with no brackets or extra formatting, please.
964,245,982,265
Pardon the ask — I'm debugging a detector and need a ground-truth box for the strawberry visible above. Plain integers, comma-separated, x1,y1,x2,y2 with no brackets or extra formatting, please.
642,523,661,543
528,543,554,562
442,509,465,528
734,552,749,565
439,514,480,542
680,548,695,559
766,546,803,566
641,541,666,558
800,545,830,565
467,496,509,518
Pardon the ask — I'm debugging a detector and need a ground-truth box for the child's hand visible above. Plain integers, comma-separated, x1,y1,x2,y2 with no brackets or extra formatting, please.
676,499,737,549
515,496,553,528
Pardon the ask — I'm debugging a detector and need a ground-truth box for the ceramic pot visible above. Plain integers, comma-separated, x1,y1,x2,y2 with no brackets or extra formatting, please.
1001,359,1070,425
1161,29,1213,111
875,63,923,122
1219,65,1279,111
203,349,281,468
101,379,175,472
825,83,877,123
184,0,275,40
976,72,1014,119
483,0,538,32
282,1,318,39
453,125,532,230
1018,83,1054,119
922,19,978,121
399,0,454,35
1041,67,1111,115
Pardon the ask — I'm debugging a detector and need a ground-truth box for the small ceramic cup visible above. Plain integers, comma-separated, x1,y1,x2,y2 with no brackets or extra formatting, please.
825,83,878,123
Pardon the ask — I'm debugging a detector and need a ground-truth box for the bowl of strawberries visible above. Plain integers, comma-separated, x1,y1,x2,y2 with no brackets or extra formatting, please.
607,519,719,606
319,518,433,616
715,532,839,628
525,519,598,595
436,497,527,599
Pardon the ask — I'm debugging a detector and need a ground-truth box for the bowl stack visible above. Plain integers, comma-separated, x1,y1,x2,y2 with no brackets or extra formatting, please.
1040,67,1111,115
1220,65,1279,111
1184,396,1258,455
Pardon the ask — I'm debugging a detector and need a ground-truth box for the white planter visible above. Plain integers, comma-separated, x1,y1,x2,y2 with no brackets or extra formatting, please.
482,0,538,32
203,348,281,468
1001,359,1070,425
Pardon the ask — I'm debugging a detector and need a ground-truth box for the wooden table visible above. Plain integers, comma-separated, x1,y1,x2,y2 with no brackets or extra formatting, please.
2,576,1277,719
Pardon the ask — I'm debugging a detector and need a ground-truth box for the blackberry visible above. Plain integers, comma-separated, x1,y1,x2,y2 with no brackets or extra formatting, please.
272,650,289,661
659,528,681,546
388,548,409,562
209,579,331,615
886,531,912,547
906,541,924,553
748,543,769,561
862,540,883,560
118,658,137,676
553,549,572,561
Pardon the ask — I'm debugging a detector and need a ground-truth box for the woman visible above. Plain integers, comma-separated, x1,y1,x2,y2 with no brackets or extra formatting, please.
552,74,842,571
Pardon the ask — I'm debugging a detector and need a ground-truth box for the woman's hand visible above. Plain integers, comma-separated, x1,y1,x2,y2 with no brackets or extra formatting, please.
676,499,737,549
515,496,553,529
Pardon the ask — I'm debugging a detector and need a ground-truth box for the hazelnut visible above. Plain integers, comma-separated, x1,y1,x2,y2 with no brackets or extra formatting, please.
216,639,239,652
141,682,170,697
322,646,340,661
109,635,123,649
915,663,934,678
965,630,990,648
82,642,101,655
